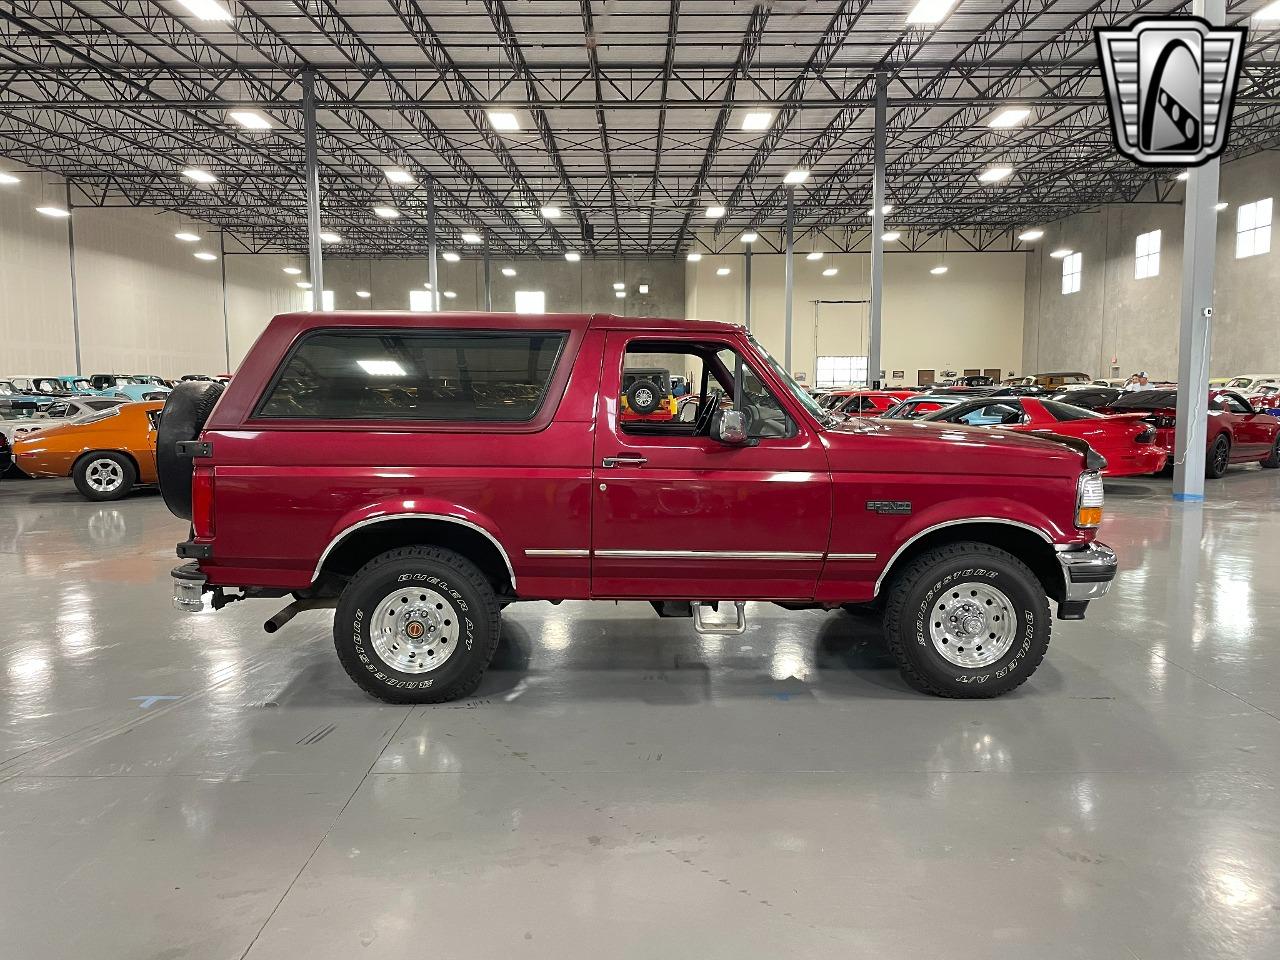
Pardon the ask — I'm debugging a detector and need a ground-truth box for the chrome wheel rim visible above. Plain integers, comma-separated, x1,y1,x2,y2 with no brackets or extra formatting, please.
633,387,654,409
85,458,123,493
928,581,1017,669
369,586,461,674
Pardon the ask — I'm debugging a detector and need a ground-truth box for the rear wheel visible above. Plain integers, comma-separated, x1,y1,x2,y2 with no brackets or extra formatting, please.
882,541,1050,698
333,545,501,704
1206,434,1230,479
72,452,135,501
1261,436,1280,469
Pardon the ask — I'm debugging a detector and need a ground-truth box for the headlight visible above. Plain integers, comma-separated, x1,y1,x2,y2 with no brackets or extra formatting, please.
1076,471,1104,528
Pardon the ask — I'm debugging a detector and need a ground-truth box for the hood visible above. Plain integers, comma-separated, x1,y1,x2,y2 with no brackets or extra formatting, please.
822,416,1086,477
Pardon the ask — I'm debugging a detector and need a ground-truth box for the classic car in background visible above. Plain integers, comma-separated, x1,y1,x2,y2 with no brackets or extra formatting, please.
825,389,919,416
620,367,677,423
918,396,1167,478
0,396,125,445
10,401,163,500
879,395,962,420
87,374,171,401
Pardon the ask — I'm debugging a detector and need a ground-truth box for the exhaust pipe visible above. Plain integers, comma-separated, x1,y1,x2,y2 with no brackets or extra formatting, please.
263,598,334,633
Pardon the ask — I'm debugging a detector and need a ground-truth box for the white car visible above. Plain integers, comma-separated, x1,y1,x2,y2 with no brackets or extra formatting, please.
0,396,125,445
1225,374,1280,392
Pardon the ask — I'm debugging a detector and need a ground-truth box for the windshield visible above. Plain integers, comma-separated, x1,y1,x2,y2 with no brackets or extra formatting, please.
747,334,835,424
1227,377,1251,388
0,382,12,395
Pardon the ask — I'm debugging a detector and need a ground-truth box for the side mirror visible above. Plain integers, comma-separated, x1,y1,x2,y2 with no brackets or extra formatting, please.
711,408,749,445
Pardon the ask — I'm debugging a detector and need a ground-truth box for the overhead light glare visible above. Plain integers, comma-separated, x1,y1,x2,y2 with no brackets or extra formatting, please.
1049,248,1073,259
174,231,200,242
705,205,725,219
1017,228,1045,242
373,205,400,219
564,251,580,262
182,167,217,184
978,165,1014,183
615,290,626,298
783,168,810,185
442,251,460,262
881,231,901,242
867,204,894,215
613,282,625,290
716,267,731,276
319,232,341,243
176,0,233,21
460,232,482,244
383,168,415,185
822,267,838,277
283,266,302,275
907,0,959,25
356,290,371,299
297,281,312,289
443,290,457,299
0,172,22,185
357,359,406,376
741,110,775,131
501,266,517,277
194,251,217,261
638,284,650,294
988,107,1031,128
1176,170,1190,181
930,265,949,275
1215,201,1229,211
487,110,521,131
687,252,702,262
229,110,272,130
1254,1,1280,20
36,205,70,218
740,232,758,243
540,205,562,219
806,251,823,261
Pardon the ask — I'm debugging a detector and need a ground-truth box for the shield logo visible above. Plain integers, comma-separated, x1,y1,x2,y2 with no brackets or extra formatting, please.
1096,16,1246,167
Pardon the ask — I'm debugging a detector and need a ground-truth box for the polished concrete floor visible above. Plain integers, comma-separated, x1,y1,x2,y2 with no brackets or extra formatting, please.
1,470,1278,959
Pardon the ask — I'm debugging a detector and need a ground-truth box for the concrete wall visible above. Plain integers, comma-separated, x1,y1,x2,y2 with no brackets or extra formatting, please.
1024,149,1280,381
685,250,1027,386
0,177,305,377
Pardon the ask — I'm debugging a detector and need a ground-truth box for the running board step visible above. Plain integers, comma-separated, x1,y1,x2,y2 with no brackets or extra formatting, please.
692,601,747,636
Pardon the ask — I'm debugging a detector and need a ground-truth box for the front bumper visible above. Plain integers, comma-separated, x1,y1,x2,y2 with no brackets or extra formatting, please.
1057,541,1117,602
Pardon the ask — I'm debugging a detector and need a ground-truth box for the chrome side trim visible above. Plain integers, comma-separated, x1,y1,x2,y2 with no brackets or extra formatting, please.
524,548,590,558
872,517,1054,597
826,553,878,560
311,513,517,588
595,549,824,561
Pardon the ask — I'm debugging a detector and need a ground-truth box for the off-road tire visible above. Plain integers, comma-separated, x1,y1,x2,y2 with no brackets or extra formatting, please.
1261,436,1280,469
72,451,136,502
1206,434,1230,479
626,379,663,415
882,541,1051,698
156,379,224,519
334,545,501,704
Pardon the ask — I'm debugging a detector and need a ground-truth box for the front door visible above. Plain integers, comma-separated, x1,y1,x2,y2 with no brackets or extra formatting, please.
590,332,832,600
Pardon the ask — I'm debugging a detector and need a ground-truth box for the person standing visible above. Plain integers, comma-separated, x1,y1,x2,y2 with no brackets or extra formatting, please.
1124,372,1151,392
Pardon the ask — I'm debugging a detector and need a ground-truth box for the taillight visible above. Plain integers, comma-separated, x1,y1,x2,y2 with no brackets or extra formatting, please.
192,466,215,539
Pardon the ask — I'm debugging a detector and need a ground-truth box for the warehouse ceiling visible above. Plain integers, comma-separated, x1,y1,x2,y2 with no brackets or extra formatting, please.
1,1,1279,257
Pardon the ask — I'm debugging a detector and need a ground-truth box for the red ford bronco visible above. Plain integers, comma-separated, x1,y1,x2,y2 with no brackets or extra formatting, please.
160,312,1116,703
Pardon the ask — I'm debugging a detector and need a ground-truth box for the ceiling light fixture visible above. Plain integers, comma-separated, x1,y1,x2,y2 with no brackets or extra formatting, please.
1176,170,1190,181
319,232,341,243
930,265,949,275
296,281,312,289
638,284,650,294
806,251,823,261
867,204,894,215
175,231,200,242
501,267,517,277
384,168,415,185
176,0,232,20
1017,228,1045,242
822,267,838,277
978,166,1014,183
182,167,217,184
540,205,562,219
612,282,625,290
35,205,70,218
442,251,460,262
740,232,758,243
687,252,702,262
228,110,271,130
565,251,580,262
716,267,731,276
907,0,959,25
1215,201,1229,211
283,266,302,275
783,168,810,185
357,359,405,376
741,111,774,131
356,290,371,299
460,232,482,244
373,205,400,219
881,231,901,242
615,290,626,298
1049,248,1073,259
988,107,1031,128
705,205,725,219
486,110,521,132
443,290,457,299
194,251,217,261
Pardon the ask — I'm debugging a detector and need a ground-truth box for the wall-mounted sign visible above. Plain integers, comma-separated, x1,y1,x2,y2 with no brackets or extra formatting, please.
892,370,904,379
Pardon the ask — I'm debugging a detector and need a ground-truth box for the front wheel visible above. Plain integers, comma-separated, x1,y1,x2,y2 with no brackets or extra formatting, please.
73,452,136,501
1261,436,1280,469
333,545,501,704
882,542,1051,698
1206,434,1230,479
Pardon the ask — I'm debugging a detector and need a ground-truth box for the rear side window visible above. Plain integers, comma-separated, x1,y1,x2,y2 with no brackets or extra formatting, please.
256,329,568,422
1041,399,1102,421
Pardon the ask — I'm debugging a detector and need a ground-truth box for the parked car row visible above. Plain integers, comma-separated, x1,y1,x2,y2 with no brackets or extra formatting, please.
1,372,232,406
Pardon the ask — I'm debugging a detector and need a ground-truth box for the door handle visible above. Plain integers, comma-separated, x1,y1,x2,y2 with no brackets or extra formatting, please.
601,454,647,468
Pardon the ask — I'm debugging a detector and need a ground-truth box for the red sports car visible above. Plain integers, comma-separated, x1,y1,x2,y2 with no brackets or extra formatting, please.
1102,389,1280,478
825,389,919,416
919,395,1168,477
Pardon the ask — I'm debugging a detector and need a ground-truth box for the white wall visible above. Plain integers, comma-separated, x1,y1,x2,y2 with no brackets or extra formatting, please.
685,250,1026,386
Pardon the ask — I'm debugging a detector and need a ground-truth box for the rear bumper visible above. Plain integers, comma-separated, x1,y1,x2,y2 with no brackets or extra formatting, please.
1057,541,1117,602
172,561,207,612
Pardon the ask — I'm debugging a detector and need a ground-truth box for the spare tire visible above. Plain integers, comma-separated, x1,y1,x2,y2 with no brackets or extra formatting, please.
626,379,663,415
157,380,224,520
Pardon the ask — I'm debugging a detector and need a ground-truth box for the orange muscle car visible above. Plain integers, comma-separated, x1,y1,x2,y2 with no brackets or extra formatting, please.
11,401,163,501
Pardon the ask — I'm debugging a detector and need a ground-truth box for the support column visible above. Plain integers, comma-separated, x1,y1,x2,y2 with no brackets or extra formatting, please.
483,242,492,311
1172,0,1223,501
744,246,753,332
426,176,439,311
868,71,887,389
219,230,231,373
784,190,795,372
65,181,82,375
301,68,324,304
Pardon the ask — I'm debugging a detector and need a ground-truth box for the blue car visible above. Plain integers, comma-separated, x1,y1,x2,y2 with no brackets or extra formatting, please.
87,374,171,402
